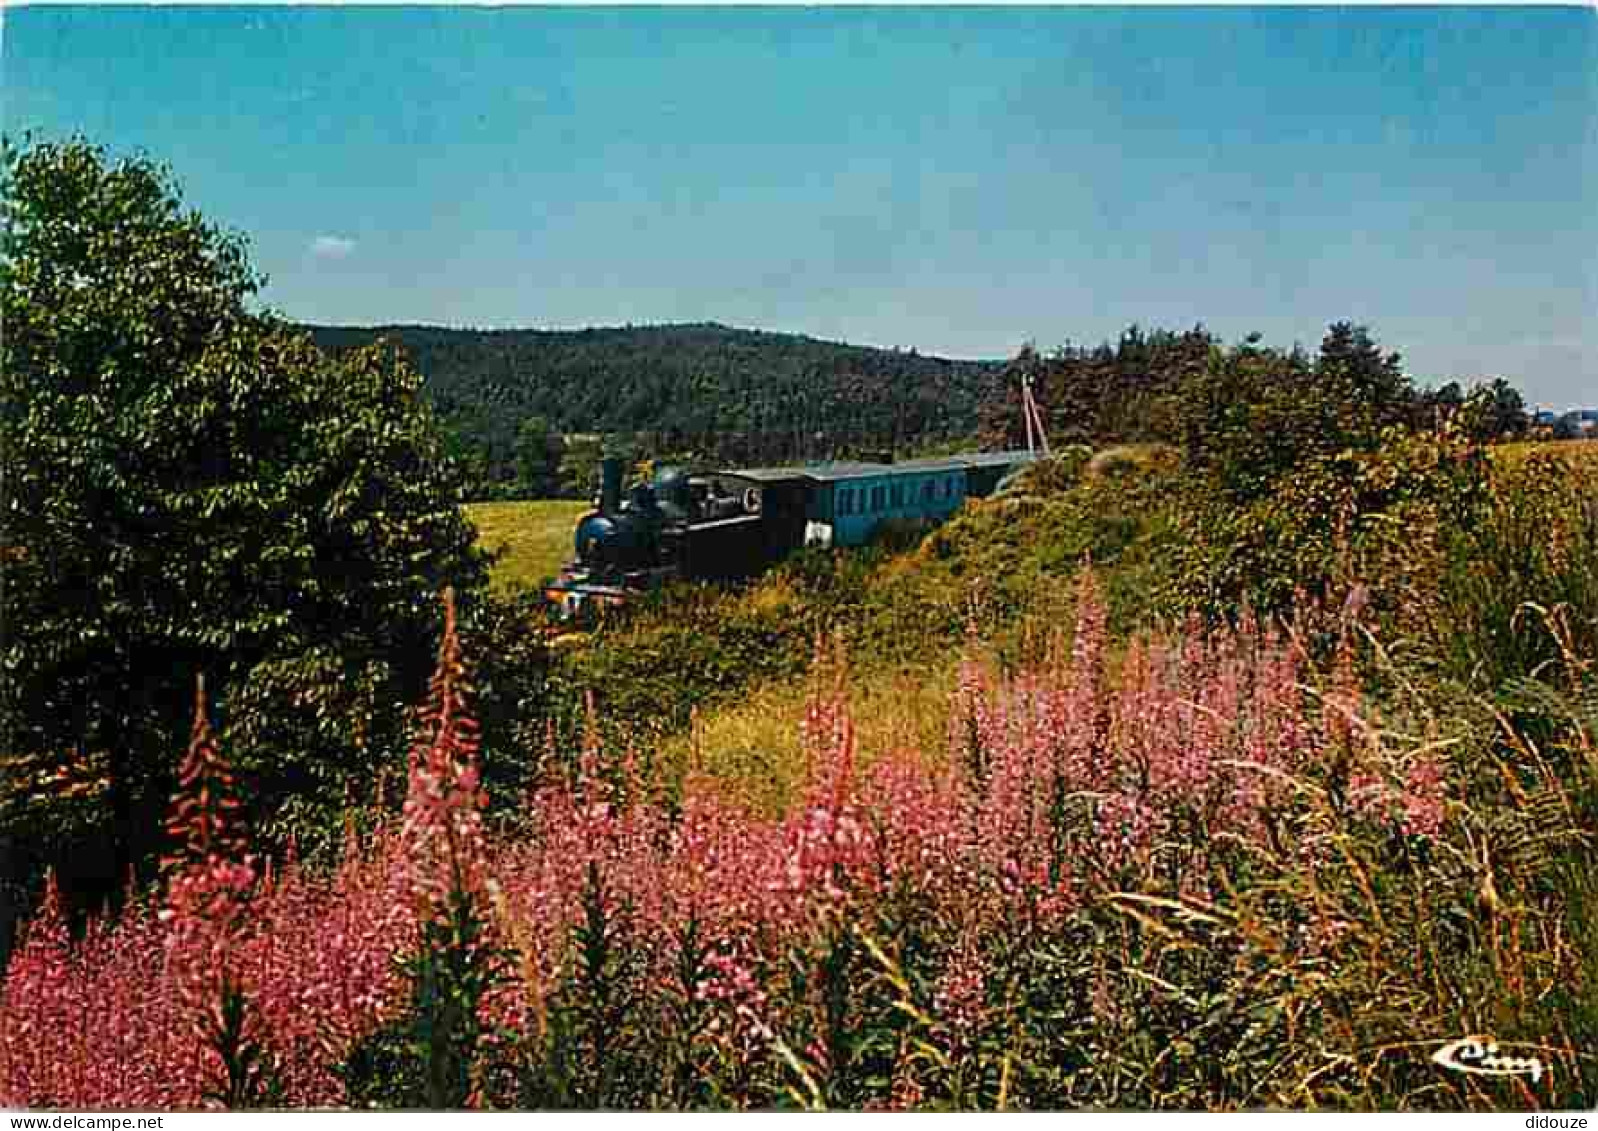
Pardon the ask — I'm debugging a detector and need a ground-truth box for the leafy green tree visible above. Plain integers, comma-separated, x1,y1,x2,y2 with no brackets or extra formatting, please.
513,415,562,498
1315,321,1413,435
1172,336,1313,500
0,137,488,903
1459,377,1529,441
433,395,497,500
1170,324,1421,504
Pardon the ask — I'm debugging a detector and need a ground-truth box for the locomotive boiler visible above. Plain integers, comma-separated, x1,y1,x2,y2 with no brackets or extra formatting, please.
545,457,785,620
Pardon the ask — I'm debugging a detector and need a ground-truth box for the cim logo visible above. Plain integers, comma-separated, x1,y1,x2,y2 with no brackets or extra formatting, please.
1431,1036,1547,1083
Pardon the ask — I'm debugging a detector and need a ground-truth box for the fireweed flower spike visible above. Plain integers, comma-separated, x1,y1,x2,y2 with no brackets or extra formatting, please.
402,586,494,917
151,675,281,1108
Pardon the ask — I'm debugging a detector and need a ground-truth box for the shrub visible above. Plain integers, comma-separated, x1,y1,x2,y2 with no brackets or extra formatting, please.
1422,450,1598,690
1171,429,1491,624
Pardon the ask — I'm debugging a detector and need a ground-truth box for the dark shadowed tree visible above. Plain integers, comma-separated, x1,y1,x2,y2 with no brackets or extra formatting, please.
1418,380,1465,430
1459,377,1529,441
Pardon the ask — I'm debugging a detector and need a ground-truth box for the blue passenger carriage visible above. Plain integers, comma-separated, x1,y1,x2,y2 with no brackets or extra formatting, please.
795,450,1033,548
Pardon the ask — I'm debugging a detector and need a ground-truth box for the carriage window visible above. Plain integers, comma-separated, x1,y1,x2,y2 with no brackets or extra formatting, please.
890,483,903,507
923,479,935,501
871,485,885,511
948,476,960,496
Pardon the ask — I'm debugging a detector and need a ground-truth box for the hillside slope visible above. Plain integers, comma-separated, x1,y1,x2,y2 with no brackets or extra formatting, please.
305,322,1004,471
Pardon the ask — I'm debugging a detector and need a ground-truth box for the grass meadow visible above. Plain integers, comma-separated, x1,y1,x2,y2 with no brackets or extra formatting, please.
464,500,589,593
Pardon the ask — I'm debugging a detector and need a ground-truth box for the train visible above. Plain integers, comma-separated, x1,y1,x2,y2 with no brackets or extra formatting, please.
543,449,1038,620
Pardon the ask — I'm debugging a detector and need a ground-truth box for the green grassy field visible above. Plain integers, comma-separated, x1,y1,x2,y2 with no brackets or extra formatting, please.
464,500,589,592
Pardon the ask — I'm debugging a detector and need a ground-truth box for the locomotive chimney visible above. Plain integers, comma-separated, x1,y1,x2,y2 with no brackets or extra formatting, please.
599,456,624,515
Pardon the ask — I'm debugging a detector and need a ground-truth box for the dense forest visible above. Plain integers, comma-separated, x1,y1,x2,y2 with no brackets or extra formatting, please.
307,322,1004,491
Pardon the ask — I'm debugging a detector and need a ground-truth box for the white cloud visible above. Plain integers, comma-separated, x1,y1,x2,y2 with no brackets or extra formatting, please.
309,235,356,260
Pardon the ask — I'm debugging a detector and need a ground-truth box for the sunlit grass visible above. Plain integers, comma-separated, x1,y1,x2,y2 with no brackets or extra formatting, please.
662,657,960,817
1492,438,1598,467
464,500,589,593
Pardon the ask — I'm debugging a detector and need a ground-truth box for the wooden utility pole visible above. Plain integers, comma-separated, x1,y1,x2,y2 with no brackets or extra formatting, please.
1021,370,1050,455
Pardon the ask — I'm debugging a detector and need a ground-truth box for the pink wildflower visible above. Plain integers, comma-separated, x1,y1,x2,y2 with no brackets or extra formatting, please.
1401,756,1446,839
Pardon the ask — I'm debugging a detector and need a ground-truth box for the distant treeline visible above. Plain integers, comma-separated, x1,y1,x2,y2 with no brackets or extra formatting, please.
979,322,1531,459
305,323,1004,495
306,320,1537,501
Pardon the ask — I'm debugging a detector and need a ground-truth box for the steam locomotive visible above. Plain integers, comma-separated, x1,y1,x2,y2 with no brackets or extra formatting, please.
544,450,1035,620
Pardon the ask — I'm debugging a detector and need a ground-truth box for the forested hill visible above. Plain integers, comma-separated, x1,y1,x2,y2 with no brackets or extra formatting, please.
304,321,1005,468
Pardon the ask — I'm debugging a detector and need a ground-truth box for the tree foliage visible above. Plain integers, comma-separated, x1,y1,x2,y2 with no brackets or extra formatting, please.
0,138,489,907
978,325,1214,450
1457,377,1529,442
512,415,563,498
1169,323,1418,503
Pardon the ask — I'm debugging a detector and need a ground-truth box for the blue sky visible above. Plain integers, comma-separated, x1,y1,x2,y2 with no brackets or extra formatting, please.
4,6,1595,407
